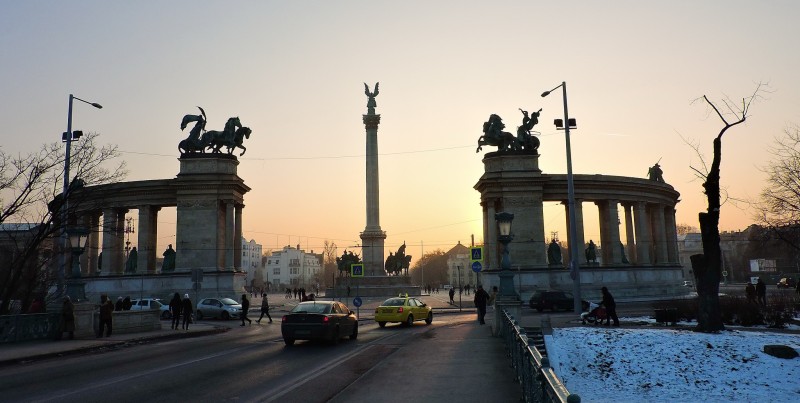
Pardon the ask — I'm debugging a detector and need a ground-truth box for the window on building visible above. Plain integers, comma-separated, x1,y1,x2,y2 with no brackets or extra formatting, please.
273,268,280,275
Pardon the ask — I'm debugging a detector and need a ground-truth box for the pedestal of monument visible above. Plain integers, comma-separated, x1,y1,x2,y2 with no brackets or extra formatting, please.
328,275,420,298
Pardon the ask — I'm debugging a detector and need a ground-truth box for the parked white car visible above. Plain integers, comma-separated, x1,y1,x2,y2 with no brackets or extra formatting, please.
130,298,172,319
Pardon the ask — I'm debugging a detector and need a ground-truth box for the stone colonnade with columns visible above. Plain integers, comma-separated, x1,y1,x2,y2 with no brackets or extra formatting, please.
67,155,249,301
475,151,684,299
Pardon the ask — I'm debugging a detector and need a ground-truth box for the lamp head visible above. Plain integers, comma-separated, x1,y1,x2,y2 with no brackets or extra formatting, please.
541,91,551,97
495,212,515,236
91,103,103,109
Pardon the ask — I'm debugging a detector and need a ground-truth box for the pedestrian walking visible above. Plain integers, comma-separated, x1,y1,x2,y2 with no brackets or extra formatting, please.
240,294,252,326
600,286,620,326
169,292,182,330
488,286,498,307
181,294,193,330
473,284,490,325
98,294,114,337
256,293,272,324
448,287,455,304
745,282,756,303
56,296,75,340
123,296,132,310
114,296,124,311
756,278,767,306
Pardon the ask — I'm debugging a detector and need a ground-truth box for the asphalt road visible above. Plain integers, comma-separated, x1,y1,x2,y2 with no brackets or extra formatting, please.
0,313,483,403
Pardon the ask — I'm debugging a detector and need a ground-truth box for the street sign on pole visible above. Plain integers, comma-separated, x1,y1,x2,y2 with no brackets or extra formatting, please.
351,264,364,277
470,247,483,262
472,261,482,273
353,296,363,307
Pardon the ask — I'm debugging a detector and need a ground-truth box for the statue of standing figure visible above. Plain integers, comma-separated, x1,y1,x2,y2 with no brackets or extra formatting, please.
162,244,176,272
516,108,542,151
585,240,597,264
364,82,379,115
547,239,562,266
125,247,138,273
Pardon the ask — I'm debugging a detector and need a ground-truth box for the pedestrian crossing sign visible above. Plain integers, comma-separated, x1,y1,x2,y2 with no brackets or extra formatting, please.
470,247,483,262
351,263,364,277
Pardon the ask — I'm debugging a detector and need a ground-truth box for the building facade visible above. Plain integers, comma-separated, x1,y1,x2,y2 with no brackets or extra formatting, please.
241,238,263,290
265,245,323,290
445,242,479,289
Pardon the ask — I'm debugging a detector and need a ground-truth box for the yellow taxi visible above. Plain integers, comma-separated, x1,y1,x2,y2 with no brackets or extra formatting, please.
374,294,433,327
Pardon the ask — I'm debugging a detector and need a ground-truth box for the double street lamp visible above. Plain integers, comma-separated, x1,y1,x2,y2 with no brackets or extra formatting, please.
495,212,517,298
541,82,582,312
58,94,102,299
65,227,90,301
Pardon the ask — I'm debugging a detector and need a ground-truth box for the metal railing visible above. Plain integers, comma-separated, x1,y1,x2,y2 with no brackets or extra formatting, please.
500,309,581,403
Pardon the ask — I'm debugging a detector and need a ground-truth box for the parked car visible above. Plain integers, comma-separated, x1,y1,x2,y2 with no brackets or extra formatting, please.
195,297,242,320
374,294,433,327
281,301,358,346
130,298,171,319
528,290,574,312
777,278,797,288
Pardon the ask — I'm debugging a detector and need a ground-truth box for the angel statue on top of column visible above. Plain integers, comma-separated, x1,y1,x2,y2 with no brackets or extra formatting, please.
364,82,379,115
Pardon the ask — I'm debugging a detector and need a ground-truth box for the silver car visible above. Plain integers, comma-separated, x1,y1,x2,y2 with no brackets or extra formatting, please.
130,298,172,319
195,297,242,320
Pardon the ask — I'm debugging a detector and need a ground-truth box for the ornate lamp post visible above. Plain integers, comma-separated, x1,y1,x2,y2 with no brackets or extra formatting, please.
541,82,582,312
58,94,102,298
495,212,518,298
65,227,90,301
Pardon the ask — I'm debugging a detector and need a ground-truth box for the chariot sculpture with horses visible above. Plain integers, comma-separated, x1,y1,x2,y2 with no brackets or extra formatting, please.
476,108,542,153
179,107,252,156
384,242,412,276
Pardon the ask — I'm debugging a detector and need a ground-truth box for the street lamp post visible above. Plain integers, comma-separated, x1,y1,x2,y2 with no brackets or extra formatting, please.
65,227,90,301
495,212,517,298
58,94,102,299
541,82,581,312
457,265,462,312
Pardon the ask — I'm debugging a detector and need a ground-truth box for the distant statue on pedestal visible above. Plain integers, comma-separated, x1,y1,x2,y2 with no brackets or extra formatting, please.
125,247,138,273
585,240,597,264
364,82,379,115
162,244,176,272
516,108,542,151
547,239,562,266
385,242,412,276
647,162,665,182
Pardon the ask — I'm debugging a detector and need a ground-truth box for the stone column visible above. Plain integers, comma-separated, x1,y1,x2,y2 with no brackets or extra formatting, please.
137,206,159,273
360,113,386,275
633,202,651,265
225,201,235,270
78,214,91,275
234,204,243,270
101,208,117,276
664,206,679,264
87,212,101,276
486,201,497,269
596,201,621,264
650,204,668,264
115,210,127,274
622,203,636,264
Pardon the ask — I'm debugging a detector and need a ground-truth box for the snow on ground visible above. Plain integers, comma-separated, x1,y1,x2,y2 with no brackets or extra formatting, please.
546,323,800,403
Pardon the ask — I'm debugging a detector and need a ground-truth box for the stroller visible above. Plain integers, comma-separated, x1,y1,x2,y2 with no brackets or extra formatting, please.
581,300,607,325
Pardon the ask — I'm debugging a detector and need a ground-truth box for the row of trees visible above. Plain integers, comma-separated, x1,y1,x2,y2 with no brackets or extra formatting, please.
0,133,125,314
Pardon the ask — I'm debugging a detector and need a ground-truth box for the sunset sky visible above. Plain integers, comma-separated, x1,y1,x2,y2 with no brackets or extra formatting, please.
2,1,798,264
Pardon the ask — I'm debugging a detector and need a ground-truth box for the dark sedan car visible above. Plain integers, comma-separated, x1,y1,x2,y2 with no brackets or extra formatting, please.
529,290,574,312
281,301,358,346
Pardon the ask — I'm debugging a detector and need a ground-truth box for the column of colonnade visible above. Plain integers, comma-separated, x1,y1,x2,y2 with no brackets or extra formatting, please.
560,200,679,266
234,204,243,270
136,206,160,273
564,200,586,266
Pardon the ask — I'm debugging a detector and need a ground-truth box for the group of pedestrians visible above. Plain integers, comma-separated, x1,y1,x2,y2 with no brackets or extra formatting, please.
745,278,768,306
168,293,195,330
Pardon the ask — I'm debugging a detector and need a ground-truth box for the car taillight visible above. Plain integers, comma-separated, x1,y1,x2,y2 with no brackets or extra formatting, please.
282,316,287,322
323,316,330,323
397,307,404,313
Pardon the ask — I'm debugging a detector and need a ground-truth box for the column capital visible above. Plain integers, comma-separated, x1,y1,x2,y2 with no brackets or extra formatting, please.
362,114,381,129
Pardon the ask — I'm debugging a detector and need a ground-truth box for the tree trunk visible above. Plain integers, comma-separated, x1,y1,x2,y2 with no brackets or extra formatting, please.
693,137,725,332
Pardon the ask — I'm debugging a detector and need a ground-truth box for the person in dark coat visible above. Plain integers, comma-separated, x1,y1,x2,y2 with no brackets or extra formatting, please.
114,296,124,311
181,294,193,330
256,293,272,324
98,294,114,337
169,292,183,330
745,282,756,303
123,296,132,311
600,287,620,326
57,296,76,340
448,287,455,304
240,294,252,326
473,284,490,325
756,278,767,306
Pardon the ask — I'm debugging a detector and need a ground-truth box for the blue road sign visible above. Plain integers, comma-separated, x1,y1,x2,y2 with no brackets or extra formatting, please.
470,247,483,262
353,296,363,307
351,263,364,277
472,261,482,273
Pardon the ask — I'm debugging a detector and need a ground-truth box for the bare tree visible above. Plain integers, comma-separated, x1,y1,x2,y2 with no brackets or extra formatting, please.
690,84,762,332
676,223,699,235
322,240,338,286
0,133,126,314
755,124,800,251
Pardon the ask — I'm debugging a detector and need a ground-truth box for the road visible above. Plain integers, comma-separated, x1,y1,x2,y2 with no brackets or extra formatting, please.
0,312,481,403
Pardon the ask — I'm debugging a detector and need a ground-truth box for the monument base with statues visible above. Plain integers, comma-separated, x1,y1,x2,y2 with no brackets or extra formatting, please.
326,275,420,298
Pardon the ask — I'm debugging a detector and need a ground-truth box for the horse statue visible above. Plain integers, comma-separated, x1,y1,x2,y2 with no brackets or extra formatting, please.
210,126,251,156
477,114,519,153
336,251,362,276
385,242,412,276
